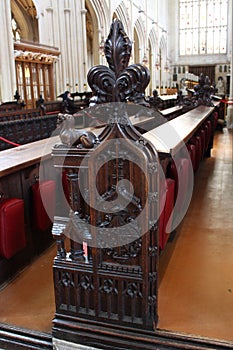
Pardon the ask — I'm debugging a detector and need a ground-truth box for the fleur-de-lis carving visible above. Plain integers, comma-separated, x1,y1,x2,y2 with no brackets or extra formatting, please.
87,19,150,105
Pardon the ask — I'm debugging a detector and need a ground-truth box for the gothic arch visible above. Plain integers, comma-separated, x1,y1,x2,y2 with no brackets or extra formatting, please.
85,0,99,66
10,0,38,42
133,27,140,63
87,0,109,38
149,28,158,56
85,0,109,66
159,34,167,59
114,1,130,37
159,34,169,88
134,17,146,63
149,28,159,93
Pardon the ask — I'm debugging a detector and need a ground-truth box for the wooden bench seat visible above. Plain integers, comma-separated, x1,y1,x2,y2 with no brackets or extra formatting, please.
0,114,58,151
0,108,41,122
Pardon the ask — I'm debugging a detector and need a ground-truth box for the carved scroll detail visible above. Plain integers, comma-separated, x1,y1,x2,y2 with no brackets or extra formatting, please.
87,19,150,105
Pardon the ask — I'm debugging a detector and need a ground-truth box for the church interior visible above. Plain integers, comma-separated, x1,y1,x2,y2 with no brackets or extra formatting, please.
0,1,233,349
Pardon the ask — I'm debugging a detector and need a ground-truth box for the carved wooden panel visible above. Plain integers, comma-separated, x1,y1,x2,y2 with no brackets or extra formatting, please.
52,19,159,348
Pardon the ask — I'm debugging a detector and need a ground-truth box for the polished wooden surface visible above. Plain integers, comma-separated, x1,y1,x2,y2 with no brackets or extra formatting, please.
159,105,183,117
0,114,155,178
0,136,60,177
144,105,214,155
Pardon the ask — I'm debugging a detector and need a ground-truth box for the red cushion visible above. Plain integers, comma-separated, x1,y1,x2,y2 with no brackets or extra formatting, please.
31,180,56,231
204,120,212,149
0,198,26,259
187,143,196,172
196,129,205,159
159,179,166,249
169,158,190,211
189,135,202,170
159,178,175,250
213,111,218,129
46,110,60,115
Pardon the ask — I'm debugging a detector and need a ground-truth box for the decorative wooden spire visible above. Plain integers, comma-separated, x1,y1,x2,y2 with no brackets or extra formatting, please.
87,19,150,105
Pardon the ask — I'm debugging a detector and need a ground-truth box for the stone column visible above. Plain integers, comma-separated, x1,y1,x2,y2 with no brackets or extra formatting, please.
0,0,16,102
81,1,88,90
227,56,233,129
226,1,233,129
73,0,84,90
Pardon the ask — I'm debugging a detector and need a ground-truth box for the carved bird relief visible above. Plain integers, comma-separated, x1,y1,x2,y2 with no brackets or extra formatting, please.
59,113,96,148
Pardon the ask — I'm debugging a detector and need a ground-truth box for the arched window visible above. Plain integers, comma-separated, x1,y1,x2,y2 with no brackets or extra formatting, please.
11,17,21,41
179,0,228,55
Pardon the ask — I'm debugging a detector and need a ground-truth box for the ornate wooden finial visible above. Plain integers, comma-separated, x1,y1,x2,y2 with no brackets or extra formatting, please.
193,73,214,106
104,18,132,76
87,19,150,105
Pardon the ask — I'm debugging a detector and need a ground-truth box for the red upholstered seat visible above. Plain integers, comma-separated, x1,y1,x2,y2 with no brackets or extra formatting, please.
203,120,212,150
31,180,56,231
0,198,26,259
189,135,202,171
46,111,60,115
169,157,190,213
213,111,218,129
187,143,196,173
159,178,175,250
196,129,206,160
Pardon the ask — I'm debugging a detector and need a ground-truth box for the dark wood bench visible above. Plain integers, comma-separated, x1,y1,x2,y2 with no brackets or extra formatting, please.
43,95,92,115
50,19,221,350
0,101,24,112
0,114,58,151
0,108,42,122
0,136,59,285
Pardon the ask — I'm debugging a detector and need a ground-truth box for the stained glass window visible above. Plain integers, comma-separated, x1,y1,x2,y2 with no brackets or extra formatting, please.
179,0,228,55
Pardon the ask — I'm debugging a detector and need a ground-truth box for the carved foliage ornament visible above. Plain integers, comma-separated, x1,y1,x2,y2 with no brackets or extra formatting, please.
87,19,150,104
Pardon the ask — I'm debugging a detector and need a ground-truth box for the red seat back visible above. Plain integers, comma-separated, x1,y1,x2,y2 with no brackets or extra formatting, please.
0,198,26,259
31,180,56,231
159,178,175,250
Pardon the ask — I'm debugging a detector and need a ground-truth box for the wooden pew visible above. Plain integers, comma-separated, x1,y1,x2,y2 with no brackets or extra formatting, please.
50,20,220,350
0,18,222,350
50,100,218,349
0,108,41,122
0,114,58,151
43,95,92,115
158,94,178,109
0,101,24,112
0,136,59,285
159,105,184,120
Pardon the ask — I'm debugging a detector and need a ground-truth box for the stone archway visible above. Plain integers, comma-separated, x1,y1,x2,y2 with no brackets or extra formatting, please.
10,0,39,42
